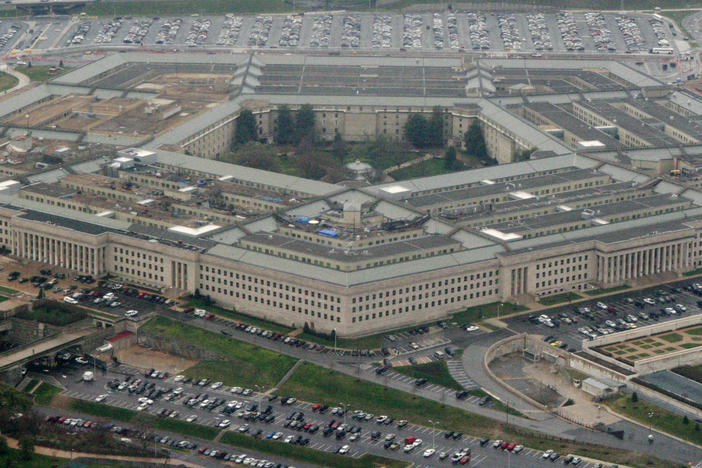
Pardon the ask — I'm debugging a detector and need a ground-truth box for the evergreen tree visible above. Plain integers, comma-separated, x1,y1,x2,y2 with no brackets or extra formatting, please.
630,392,638,403
295,104,316,144
684,415,690,425
235,109,257,145
404,114,428,148
332,129,347,163
464,120,490,163
19,436,33,461
0,435,7,455
444,146,458,170
428,106,444,147
275,105,295,145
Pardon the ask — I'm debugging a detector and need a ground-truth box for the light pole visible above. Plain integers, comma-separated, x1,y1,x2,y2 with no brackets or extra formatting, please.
340,402,348,427
254,384,264,415
429,419,437,451
333,328,337,350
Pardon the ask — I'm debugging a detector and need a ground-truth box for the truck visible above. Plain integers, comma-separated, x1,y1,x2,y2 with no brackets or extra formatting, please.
82,371,94,382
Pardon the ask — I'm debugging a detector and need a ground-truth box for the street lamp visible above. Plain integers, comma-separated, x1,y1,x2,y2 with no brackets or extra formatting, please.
254,384,264,415
340,402,348,427
429,419,438,450
333,328,337,350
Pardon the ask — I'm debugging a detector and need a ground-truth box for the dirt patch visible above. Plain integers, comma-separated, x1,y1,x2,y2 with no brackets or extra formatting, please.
114,345,197,374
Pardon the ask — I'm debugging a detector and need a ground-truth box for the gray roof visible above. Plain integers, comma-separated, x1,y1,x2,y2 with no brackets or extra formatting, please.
152,149,338,197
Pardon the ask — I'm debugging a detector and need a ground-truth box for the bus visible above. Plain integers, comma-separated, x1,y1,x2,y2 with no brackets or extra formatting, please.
650,47,674,55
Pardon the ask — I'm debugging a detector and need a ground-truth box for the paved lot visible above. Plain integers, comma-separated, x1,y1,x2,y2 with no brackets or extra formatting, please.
0,12,679,56
53,366,606,468
504,279,702,352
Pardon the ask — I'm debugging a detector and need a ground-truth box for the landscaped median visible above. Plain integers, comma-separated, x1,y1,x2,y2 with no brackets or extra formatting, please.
221,431,407,468
277,361,680,468
140,316,297,389
32,382,61,405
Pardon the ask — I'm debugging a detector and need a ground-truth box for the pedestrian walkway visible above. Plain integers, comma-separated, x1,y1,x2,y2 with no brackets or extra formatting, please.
446,359,478,390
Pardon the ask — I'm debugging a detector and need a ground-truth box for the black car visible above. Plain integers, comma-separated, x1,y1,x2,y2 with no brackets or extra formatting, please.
479,438,490,446
415,378,427,386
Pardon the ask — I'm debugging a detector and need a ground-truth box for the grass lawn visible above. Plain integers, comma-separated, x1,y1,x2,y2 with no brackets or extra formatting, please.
0,448,66,468
33,381,61,405
187,296,293,334
0,71,17,92
681,343,701,349
68,398,219,440
14,65,64,82
394,361,463,391
297,323,419,350
452,302,527,324
673,364,702,383
82,0,290,16
538,292,582,306
664,10,700,47
277,362,675,468
16,304,86,326
684,267,702,277
142,316,297,389
371,0,697,10
686,326,702,336
0,285,18,295
660,332,683,343
25,378,38,392
389,158,459,181
221,431,407,468
465,388,525,417
606,395,702,446
584,285,630,296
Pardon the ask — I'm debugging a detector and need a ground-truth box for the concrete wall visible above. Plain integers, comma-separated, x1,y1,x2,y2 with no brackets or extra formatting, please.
582,314,702,350
569,353,630,383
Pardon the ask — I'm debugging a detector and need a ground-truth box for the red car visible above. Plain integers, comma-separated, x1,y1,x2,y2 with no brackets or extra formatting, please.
198,447,208,454
506,442,516,451
312,403,322,411
303,423,313,431
206,313,215,319
404,435,417,445
500,441,509,450
459,455,470,465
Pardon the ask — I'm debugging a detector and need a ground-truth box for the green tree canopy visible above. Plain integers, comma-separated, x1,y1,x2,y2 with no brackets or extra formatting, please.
464,120,491,164
295,104,316,144
275,105,295,145
404,114,428,148
427,106,444,147
235,109,257,145
332,129,347,163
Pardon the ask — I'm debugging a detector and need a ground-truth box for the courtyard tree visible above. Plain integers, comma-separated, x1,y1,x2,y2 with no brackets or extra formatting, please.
404,113,428,148
427,106,444,147
295,104,316,144
332,129,347,163
464,120,491,163
275,105,295,145
234,109,257,145
444,146,459,170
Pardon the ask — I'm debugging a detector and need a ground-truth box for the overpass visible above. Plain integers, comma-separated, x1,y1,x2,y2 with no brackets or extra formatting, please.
0,327,97,372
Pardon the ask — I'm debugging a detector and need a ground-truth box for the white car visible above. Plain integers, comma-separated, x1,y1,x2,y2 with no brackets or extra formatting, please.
63,296,78,304
186,415,198,422
272,432,283,440
136,403,148,411
465,325,479,332
596,302,607,310
218,419,231,428
231,386,243,394
338,445,350,454
409,342,419,350
95,394,107,402
284,435,294,443
211,381,223,390
542,449,554,459
124,309,138,317
412,438,423,447
174,375,185,382
423,448,436,458
75,357,88,365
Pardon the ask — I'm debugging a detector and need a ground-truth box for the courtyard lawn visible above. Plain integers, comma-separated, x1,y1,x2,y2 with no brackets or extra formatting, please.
660,332,683,343
0,71,17,92
141,316,297,389
673,364,702,383
584,285,630,296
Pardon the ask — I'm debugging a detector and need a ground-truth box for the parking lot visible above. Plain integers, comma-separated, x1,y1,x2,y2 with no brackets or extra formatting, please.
52,365,607,468
8,11,677,55
505,279,702,352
